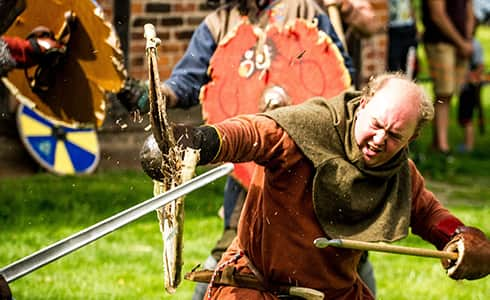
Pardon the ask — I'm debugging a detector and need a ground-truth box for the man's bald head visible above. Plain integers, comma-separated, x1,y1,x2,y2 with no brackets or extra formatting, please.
361,73,434,137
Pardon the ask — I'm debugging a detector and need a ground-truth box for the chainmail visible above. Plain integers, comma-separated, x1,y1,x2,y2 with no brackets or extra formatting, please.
0,38,16,77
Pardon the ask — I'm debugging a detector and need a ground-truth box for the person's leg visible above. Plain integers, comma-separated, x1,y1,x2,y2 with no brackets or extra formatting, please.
192,177,246,300
388,24,417,75
474,82,484,135
425,43,457,153
192,255,218,300
358,252,376,297
388,27,404,72
458,83,476,152
463,89,476,152
453,55,472,151
433,95,452,153
223,176,245,227
464,122,474,152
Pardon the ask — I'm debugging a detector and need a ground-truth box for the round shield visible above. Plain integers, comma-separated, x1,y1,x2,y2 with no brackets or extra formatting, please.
4,0,125,128
200,19,351,188
17,104,100,175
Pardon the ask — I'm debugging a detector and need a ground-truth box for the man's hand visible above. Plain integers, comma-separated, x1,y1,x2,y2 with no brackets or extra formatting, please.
3,27,66,69
140,134,165,180
116,77,149,114
115,79,179,114
25,26,66,67
0,274,12,300
441,226,490,280
140,125,221,180
457,39,473,59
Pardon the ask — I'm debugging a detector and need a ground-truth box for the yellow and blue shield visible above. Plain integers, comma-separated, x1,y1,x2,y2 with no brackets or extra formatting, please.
16,104,99,175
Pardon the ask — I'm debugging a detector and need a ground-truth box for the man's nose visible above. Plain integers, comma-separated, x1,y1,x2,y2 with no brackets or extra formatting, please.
373,130,387,145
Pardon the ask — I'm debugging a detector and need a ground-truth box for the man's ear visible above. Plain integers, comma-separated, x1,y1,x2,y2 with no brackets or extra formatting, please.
409,132,419,142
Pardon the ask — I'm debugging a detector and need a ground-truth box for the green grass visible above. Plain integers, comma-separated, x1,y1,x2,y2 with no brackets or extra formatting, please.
373,25,490,298
372,205,490,300
1,165,489,299
1,25,490,300
0,169,225,299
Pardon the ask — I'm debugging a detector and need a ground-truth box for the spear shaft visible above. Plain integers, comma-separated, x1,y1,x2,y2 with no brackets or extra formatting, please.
314,237,458,260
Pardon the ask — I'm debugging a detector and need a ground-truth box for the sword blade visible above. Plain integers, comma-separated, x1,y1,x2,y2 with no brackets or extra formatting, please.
0,163,234,283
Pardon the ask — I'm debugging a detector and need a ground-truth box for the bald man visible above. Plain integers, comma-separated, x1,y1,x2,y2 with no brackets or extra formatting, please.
142,73,490,299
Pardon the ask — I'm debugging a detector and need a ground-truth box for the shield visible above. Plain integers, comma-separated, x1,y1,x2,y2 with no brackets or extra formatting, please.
16,104,99,175
200,19,351,188
0,0,26,34
3,0,126,128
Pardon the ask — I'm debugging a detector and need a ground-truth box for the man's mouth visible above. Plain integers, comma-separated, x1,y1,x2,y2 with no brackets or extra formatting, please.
364,143,383,157
368,143,382,152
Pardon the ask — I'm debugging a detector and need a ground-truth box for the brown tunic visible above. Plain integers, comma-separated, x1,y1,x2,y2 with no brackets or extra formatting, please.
210,115,462,299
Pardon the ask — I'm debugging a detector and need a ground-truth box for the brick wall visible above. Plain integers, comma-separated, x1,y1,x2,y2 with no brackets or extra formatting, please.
130,1,213,79
358,0,389,86
98,0,389,85
0,0,389,177
97,0,212,80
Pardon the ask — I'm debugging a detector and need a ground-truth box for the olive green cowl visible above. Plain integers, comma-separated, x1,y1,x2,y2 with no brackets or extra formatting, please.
264,91,411,242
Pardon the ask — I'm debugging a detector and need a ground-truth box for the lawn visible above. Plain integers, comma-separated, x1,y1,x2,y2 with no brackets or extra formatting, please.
1,158,490,299
0,169,226,299
2,106,490,300
1,26,490,300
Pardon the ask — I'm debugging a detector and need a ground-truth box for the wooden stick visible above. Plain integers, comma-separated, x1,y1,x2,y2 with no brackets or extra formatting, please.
314,238,458,260
326,4,347,50
144,22,200,294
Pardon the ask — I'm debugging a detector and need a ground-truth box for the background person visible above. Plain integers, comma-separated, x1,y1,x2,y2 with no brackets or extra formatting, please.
422,0,475,164
457,37,484,154
144,1,379,298
387,0,418,78
456,0,489,153
0,0,64,77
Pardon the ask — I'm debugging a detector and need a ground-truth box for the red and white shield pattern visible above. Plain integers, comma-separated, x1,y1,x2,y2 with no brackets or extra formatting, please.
201,18,351,188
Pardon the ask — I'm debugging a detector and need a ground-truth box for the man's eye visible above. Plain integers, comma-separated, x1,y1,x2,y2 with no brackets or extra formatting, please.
370,120,380,129
389,132,402,141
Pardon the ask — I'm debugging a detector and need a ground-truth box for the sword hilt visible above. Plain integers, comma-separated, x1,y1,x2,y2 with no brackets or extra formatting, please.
0,274,12,300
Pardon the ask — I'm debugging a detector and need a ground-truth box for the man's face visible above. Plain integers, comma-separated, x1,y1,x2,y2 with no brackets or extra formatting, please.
354,80,419,167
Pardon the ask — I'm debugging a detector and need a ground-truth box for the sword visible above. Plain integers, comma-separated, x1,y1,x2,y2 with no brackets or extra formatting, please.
0,163,234,284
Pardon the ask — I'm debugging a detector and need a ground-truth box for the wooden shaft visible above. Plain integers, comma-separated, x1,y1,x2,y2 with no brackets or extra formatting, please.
289,286,325,300
314,238,458,260
326,5,346,50
186,269,325,299
56,11,75,42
